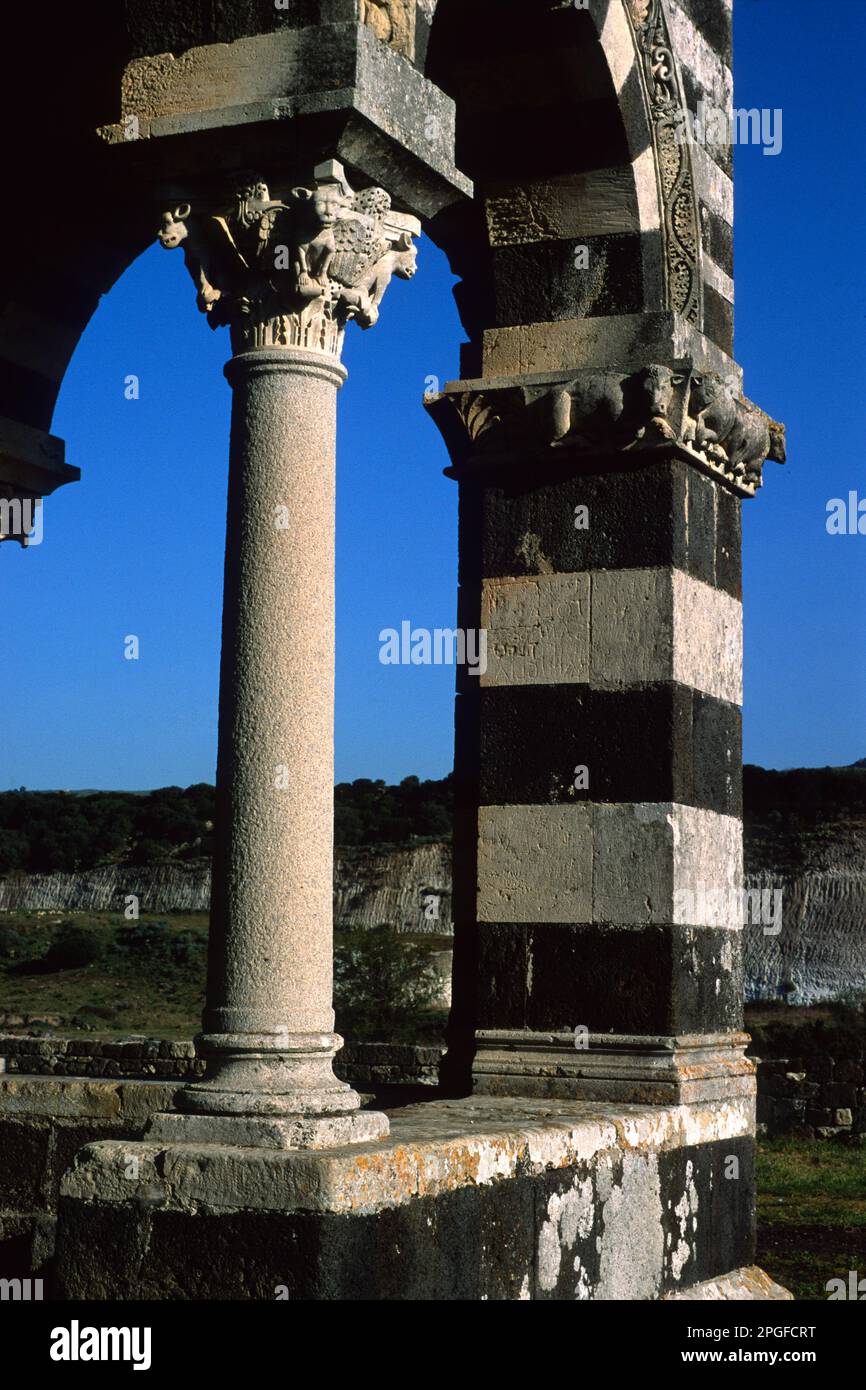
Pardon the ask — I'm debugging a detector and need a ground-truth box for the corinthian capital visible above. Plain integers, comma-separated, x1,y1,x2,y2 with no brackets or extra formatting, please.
158,161,420,358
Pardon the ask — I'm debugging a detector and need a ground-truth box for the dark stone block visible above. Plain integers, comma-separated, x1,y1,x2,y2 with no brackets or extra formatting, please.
700,203,734,278
473,457,742,599
715,484,742,599
676,0,732,62
476,684,741,816
685,466,717,588
477,923,743,1035
491,234,644,326
477,923,528,1029
0,1120,51,1209
680,69,732,178
771,1099,806,1128
703,282,734,356
825,1082,858,1109
692,689,743,816
59,1182,538,1302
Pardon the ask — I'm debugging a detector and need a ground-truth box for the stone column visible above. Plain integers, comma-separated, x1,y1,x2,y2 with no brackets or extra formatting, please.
149,162,420,1148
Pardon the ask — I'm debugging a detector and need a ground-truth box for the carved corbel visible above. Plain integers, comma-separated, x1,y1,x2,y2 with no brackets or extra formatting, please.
426,364,786,496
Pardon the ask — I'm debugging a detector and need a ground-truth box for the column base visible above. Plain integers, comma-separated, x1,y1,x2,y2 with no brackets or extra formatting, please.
146,1108,389,1150
160,1031,389,1147
472,1031,756,1105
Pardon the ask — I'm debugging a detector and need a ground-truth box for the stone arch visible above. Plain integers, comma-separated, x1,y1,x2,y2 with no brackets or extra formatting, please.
424,0,705,373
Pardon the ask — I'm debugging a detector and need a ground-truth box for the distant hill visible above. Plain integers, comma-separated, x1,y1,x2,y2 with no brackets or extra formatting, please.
0,778,454,874
744,764,866,872
2,766,865,876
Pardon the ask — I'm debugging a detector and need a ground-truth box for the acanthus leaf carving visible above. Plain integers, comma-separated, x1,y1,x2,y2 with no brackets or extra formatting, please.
158,162,420,359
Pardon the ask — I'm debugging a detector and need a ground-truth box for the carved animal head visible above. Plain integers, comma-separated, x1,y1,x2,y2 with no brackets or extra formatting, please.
767,419,787,465
292,184,346,233
635,364,685,418
392,233,418,280
158,205,192,250
688,372,734,412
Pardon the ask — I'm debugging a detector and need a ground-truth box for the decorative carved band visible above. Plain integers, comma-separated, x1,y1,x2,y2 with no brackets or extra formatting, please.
158,162,421,359
426,366,786,497
626,0,703,327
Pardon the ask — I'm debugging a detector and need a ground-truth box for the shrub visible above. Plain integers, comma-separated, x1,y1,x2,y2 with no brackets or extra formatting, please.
114,921,172,959
43,922,106,970
334,925,443,1042
0,925,25,959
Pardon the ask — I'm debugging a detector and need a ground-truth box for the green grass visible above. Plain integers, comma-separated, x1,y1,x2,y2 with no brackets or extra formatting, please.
0,911,207,1038
757,1136,866,1299
0,913,449,1043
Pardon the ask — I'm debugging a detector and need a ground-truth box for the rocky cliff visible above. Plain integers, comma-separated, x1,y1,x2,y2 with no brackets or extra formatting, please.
0,841,454,935
3,762,866,1005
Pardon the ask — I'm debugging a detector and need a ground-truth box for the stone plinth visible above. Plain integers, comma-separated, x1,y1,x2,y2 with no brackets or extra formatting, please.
56,1094,788,1301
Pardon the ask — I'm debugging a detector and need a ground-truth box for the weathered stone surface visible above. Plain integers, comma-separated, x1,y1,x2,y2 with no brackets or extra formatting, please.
665,1265,793,1300
53,1096,780,1300
476,922,743,1035
478,568,741,705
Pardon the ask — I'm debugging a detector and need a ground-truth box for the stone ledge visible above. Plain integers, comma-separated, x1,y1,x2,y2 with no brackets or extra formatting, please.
61,1094,753,1217
0,1076,183,1123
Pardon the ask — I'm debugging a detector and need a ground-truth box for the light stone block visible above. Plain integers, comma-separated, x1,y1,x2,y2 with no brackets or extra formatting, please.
477,804,592,923
672,804,743,928
671,569,742,706
483,568,741,705
480,573,590,687
702,254,735,306
480,312,738,380
592,803,742,927
666,1,733,112
485,167,641,246
477,803,741,928
600,0,637,96
593,802,675,925
632,144,662,233
690,141,733,224
590,568,674,688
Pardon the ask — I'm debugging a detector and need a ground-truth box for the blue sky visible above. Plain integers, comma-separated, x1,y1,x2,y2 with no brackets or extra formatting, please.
0,0,863,791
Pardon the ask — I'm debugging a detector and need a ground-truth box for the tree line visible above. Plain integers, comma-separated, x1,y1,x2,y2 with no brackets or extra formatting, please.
0,765,863,875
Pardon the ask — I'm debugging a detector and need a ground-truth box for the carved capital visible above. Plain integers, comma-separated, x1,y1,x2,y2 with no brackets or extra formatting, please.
427,366,786,497
159,162,420,359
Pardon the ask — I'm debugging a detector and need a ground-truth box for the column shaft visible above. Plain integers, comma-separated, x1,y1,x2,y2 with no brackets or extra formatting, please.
157,348,387,1146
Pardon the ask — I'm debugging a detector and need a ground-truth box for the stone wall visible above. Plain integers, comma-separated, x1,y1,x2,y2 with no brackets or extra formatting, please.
0,1036,445,1090
755,1053,866,1139
6,1034,866,1141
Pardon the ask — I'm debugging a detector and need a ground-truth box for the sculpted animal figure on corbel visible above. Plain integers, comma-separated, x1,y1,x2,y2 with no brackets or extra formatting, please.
683,371,786,488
